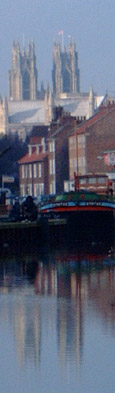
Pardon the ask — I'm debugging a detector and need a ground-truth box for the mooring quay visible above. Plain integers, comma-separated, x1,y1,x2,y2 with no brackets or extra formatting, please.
0,218,67,251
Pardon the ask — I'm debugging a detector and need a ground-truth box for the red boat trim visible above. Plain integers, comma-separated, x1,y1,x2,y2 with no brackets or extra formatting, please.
42,206,113,213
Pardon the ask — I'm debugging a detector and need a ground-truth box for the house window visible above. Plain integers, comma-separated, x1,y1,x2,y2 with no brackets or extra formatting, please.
20,184,26,197
49,141,55,152
52,159,55,174
29,145,32,155
33,163,37,178
27,183,32,196
69,136,76,149
38,163,42,178
78,157,86,175
22,165,25,179
25,165,28,178
50,182,55,195
34,183,39,197
34,183,44,197
29,164,32,178
78,135,85,148
37,145,40,154
70,158,77,169
39,183,44,195
49,159,55,175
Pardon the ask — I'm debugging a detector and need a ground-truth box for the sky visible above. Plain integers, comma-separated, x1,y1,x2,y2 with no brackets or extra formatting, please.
0,0,115,97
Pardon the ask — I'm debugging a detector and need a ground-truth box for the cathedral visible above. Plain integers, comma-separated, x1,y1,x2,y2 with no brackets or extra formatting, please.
9,40,80,100
9,41,38,101
52,41,80,96
0,39,112,137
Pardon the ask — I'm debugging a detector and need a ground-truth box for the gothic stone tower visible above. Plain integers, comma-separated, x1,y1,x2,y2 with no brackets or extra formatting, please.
9,42,38,101
52,41,80,96
0,97,8,134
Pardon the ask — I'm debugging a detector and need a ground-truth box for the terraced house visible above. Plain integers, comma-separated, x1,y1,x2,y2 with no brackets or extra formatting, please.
18,102,115,198
67,102,115,193
18,133,48,198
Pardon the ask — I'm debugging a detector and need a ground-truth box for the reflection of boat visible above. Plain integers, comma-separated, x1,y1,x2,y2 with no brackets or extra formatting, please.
55,249,115,273
33,245,115,296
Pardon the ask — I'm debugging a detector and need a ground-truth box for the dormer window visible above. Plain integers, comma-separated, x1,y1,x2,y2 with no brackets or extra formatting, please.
29,145,32,155
37,145,40,154
42,137,46,152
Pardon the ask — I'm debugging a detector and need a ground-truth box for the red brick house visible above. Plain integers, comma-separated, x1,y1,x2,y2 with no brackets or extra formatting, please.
18,104,115,198
18,135,48,198
68,103,115,193
18,110,82,197
48,110,82,194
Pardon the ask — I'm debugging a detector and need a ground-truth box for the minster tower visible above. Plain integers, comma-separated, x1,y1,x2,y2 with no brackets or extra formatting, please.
9,42,38,101
52,41,80,96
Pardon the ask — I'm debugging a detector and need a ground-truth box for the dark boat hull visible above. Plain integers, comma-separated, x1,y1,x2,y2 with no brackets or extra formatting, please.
66,210,114,242
40,198,115,244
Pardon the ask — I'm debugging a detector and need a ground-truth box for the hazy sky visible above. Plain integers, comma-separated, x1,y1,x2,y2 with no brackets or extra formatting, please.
0,0,115,97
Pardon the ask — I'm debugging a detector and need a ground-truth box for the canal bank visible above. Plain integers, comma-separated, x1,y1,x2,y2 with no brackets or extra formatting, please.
0,214,114,253
0,218,68,252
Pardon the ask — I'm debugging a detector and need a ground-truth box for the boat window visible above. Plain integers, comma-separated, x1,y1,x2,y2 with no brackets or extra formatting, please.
97,177,106,184
88,177,96,184
79,178,86,184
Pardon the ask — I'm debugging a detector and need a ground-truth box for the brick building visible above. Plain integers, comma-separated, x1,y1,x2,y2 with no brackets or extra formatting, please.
68,103,115,192
48,109,82,194
18,135,48,198
18,109,82,197
18,103,115,198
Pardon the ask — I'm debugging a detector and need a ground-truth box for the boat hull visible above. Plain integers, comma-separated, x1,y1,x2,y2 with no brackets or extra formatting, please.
40,199,115,243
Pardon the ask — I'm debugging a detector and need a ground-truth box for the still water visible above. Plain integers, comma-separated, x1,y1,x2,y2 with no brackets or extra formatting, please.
0,239,115,393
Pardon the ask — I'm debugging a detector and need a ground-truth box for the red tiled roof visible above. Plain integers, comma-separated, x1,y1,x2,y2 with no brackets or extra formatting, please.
18,151,48,164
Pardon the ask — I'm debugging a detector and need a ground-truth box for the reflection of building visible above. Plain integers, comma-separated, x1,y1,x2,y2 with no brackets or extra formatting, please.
0,250,115,372
34,262,84,365
57,288,83,365
52,42,80,95
34,265,58,295
14,301,41,367
87,268,115,328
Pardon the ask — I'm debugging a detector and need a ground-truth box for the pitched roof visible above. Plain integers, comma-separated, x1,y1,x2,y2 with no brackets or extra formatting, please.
18,151,48,164
31,125,48,137
69,105,115,136
54,93,105,118
8,100,46,124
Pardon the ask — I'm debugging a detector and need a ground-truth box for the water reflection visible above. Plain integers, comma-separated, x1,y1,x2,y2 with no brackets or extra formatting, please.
0,240,115,392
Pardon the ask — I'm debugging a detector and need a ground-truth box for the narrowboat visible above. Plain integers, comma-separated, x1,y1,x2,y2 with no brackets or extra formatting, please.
40,191,115,242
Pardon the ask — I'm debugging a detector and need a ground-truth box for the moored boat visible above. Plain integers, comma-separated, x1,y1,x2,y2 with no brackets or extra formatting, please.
40,190,115,242
40,190,115,216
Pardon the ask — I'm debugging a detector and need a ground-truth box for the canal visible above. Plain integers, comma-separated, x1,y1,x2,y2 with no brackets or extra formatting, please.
0,234,114,393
